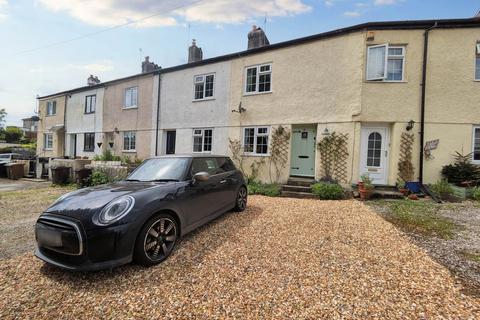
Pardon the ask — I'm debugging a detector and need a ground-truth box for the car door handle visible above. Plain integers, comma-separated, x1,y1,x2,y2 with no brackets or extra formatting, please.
220,179,227,184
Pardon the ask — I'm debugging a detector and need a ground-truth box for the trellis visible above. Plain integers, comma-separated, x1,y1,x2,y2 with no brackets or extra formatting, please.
317,132,349,183
397,132,415,183
269,126,291,183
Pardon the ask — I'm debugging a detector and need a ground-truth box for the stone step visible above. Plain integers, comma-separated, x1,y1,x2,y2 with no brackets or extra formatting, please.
287,177,315,187
281,185,312,193
281,191,318,199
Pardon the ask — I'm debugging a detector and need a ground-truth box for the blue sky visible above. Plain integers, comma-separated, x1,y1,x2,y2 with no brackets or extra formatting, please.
0,0,478,126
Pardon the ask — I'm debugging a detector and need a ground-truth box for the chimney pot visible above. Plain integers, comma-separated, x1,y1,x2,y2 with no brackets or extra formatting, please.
142,56,159,73
247,26,270,50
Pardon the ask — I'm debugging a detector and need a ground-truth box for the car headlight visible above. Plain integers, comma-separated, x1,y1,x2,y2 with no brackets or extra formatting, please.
97,196,135,226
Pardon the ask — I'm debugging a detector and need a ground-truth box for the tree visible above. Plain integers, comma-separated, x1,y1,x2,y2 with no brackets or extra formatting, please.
0,108,6,128
5,126,23,143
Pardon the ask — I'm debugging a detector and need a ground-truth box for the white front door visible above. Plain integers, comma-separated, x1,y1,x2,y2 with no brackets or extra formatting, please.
360,126,389,185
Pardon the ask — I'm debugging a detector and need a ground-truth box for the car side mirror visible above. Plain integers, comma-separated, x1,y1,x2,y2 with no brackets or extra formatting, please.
193,172,210,183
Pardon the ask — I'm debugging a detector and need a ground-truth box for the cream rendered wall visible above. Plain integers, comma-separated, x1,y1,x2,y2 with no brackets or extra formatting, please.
65,87,104,158
103,74,157,160
158,62,231,155
36,95,66,158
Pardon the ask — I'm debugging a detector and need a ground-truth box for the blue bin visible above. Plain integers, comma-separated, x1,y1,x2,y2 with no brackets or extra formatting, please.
406,181,421,193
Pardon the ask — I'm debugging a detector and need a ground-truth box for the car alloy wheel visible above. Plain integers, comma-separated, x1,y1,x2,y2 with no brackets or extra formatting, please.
143,217,177,262
235,187,247,211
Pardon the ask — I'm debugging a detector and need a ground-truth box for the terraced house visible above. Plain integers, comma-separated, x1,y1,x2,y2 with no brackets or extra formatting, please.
37,17,480,186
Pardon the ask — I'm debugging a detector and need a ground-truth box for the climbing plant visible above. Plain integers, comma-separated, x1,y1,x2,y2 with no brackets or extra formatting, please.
316,132,349,183
268,125,291,183
228,138,265,183
397,132,415,183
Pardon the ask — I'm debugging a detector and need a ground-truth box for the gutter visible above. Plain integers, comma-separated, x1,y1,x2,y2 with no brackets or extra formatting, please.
155,73,161,156
419,22,438,183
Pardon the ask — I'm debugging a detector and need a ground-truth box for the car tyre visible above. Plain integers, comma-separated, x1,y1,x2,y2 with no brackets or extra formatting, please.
234,186,248,212
134,213,178,267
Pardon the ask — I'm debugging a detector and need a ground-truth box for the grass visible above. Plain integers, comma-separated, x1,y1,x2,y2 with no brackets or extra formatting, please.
371,200,458,239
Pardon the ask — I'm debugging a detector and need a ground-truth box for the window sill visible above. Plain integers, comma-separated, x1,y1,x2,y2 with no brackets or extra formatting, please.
243,91,273,97
364,80,407,83
43,148,53,151
84,112,95,115
45,114,57,117
242,153,270,157
123,106,138,110
192,97,215,102
122,150,137,153
193,151,212,154
83,150,95,153
474,79,480,82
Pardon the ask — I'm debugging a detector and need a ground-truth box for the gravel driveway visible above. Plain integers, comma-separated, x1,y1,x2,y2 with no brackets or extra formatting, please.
1,194,479,319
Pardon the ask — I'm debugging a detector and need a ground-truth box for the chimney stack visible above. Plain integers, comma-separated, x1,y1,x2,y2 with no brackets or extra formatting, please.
188,39,203,63
247,25,270,50
87,75,101,86
142,56,159,73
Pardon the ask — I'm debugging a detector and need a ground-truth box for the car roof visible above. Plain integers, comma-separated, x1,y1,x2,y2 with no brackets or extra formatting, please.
149,154,229,159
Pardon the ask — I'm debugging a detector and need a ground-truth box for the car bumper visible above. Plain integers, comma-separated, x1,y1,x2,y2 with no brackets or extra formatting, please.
34,214,136,272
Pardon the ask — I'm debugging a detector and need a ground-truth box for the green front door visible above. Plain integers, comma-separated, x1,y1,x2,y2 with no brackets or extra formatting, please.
290,126,316,177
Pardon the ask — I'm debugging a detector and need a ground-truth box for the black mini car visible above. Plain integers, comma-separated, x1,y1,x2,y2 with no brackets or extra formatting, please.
34,155,247,271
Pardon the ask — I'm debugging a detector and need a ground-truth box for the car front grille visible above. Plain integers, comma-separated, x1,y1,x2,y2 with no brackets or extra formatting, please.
36,216,84,256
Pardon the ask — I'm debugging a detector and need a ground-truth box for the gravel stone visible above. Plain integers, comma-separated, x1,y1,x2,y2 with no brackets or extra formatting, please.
1,196,479,319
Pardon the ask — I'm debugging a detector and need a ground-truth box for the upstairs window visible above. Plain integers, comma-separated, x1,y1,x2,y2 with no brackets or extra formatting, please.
46,101,57,116
194,74,215,100
85,95,96,114
243,127,269,155
245,64,271,94
366,44,405,81
123,131,136,151
124,87,138,108
193,128,213,153
475,43,480,80
83,133,95,152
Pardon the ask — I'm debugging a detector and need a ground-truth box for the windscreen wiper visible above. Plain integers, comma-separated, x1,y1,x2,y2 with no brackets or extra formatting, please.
151,179,179,182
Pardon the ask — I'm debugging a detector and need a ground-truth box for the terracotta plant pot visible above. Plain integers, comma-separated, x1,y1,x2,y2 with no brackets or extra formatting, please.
359,189,371,200
399,188,409,196
358,181,365,191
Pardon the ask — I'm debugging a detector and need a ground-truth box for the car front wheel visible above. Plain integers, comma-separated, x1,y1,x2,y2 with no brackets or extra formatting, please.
234,186,247,212
134,214,178,267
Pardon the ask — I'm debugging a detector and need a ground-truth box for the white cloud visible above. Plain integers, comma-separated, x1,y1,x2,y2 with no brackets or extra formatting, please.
0,0,8,22
355,2,369,7
343,11,361,17
324,0,335,7
374,0,398,5
29,60,114,74
39,0,311,28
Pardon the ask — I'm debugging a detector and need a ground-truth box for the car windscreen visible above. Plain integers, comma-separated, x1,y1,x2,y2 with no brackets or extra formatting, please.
0,155,10,159
126,158,189,182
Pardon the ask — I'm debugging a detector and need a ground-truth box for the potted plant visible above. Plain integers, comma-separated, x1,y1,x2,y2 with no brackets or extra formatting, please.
397,179,409,196
359,174,374,200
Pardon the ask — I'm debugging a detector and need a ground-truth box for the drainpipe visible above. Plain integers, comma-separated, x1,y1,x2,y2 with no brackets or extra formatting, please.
419,22,437,184
155,73,161,156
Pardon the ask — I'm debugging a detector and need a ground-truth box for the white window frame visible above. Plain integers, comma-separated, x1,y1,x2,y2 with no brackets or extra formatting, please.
85,95,96,114
192,128,213,153
46,100,57,116
124,87,138,109
366,44,405,82
244,63,272,95
475,43,480,81
242,126,270,156
123,131,136,152
44,133,53,150
193,73,215,101
472,126,480,164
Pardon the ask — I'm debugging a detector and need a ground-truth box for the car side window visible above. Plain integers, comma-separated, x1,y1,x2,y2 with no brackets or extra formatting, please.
216,157,236,173
191,158,219,176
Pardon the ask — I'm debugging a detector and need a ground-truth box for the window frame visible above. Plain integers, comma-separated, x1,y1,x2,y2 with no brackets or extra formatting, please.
83,132,95,152
366,44,405,82
123,131,136,152
475,42,480,81
242,126,270,156
193,73,215,101
472,126,480,164
46,100,57,116
84,95,96,114
44,133,53,150
123,87,138,109
244,63,272,95
192,128,213,153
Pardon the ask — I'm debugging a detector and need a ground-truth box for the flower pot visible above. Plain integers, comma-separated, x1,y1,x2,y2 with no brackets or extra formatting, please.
399,188,409,196
358,181,365,191
359,189,371,200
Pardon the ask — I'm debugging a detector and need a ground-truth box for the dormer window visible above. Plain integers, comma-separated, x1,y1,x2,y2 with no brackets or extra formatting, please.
194,74,214,100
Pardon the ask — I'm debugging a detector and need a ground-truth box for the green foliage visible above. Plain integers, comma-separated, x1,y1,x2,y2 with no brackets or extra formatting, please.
0,146,13,154
430,179,454,195
269,126,290,183
311,182,344,200
90,169,110,186
317,132,349,182
471,187,480,201
360,174,374,190
4,127,23,143
0,108,6,128
228,138,264,183
247,181,281,197
93,150,121,161
441,151,480,184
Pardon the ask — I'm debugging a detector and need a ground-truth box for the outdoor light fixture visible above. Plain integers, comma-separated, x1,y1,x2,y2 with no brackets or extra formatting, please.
109,142,114,148
406,120,415,131
321,127,330,136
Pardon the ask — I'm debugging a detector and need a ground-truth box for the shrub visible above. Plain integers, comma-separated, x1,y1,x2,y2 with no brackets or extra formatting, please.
4,127,23,143
90,169,110,186
311,182,344,200
93,150,121,161
441,151,480,184
430,179,454,195
360,174,374,190
247,181,281,197
471,187,480,201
